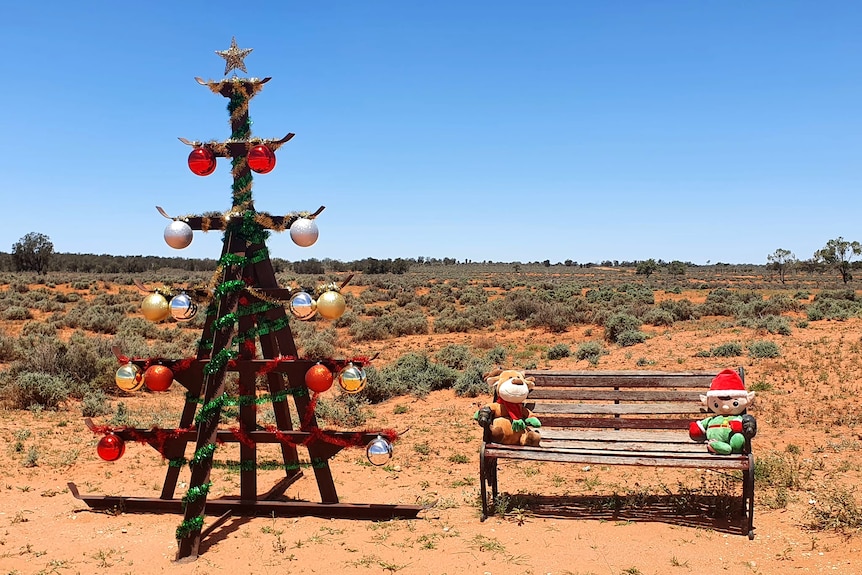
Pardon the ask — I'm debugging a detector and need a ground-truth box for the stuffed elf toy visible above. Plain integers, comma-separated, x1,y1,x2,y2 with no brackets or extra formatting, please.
689,368,757,455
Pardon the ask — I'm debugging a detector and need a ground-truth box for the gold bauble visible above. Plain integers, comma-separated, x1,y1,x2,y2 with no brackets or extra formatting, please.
338,363,367,394
141,293,170,322
316,290,346,320
115,363,143,392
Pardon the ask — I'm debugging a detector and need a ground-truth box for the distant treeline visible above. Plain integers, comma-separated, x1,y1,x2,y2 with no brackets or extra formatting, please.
0,251,783,275
0,252,428,275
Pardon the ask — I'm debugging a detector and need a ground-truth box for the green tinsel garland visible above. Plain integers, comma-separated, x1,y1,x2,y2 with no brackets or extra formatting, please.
181,481,212,506
195,393,228,424
176,515,205,540
213,279,246,298
203,348,238,375
213,312,238,331
191,442,217,466
185,387,307,408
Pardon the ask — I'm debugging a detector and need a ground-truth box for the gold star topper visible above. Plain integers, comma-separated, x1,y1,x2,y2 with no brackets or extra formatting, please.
216,37,253,76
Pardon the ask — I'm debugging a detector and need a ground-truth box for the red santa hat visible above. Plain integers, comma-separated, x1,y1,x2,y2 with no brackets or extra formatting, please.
707,369,747,398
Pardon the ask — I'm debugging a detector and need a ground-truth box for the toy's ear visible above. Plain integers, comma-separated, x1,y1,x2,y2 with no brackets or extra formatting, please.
525,376,535,391
484,367,503,382
746,391,756,404
700,394,708,406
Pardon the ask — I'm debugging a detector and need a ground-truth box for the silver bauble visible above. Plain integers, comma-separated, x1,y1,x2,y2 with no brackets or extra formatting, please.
288,291,317,320
164,220,193,249
169,293,198,322
289,218,319,248
366,436,393,466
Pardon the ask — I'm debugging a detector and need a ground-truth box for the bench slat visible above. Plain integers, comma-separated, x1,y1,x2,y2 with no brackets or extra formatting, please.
526,371,719,389
533,402,706,415
529,389,705,402
539,428,691,443
538,415,692,430
484,445,749,470
542,439,710,452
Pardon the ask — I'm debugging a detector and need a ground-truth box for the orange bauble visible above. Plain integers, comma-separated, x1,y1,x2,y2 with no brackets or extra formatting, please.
305,364,334,393
143,365,174,392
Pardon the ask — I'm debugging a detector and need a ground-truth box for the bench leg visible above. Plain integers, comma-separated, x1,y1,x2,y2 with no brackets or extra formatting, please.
478,444,498,521
743,453,755,539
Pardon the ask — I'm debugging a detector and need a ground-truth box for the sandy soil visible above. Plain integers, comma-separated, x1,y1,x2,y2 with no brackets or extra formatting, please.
3,286,862,575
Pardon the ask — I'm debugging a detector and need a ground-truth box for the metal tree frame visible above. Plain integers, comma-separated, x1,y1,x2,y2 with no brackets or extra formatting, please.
69,52,423,562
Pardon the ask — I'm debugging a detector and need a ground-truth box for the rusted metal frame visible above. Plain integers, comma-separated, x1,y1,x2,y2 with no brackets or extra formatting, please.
68,483,424,520
176,230,245,560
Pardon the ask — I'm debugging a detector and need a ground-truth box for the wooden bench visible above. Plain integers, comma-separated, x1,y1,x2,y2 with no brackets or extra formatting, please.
477,369,755,539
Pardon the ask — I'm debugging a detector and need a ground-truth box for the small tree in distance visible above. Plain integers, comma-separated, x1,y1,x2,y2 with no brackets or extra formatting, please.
767,248,797,284
635,259,659,278
815,237,861,284
12,232,54,274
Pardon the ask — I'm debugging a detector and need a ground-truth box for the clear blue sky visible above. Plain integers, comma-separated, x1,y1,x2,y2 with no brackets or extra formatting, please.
2,2,859,265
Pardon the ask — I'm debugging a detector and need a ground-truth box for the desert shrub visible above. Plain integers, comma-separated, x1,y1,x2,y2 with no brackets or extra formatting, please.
576,341,606,365
315,393,368,426
738,315,792,335
350,311,428,341
54,291,81,303
300,328,338,359
0,371,71,410
432,312,473,333
642,308,675,326
457,287,488,306
453,363,492,397
485,346,507,364
435,344,473,370
699,342,743,358
806,484,862,532
81,390,111,417
116,317,163,339
364,353,458,402
748,340,780,359
658,298,700,321
700,288,739,316
603,312,641,343
2,306,32,320
0,334,17,362
528,302,574,333
806,298,859,321
615,329,647,347
546,343,571,360
504,292,543,321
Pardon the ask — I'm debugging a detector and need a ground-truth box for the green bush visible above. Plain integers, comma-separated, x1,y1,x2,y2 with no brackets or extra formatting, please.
453,363,492,397
546,343,571,360
485,346,507,364
2,306,32,320
709,342,744,357
604,312,642,343
576,341,606,365
748,340,780,359
1,371,71,410
81,390,111,417
615,329,647,347
435,344,473,370
363,353,458,403
642,308,675,326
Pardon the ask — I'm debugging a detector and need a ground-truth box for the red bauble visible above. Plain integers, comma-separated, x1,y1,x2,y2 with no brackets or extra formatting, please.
247,144,276,174
188,147,216,176
305,364,334,393
144,364,174,392
97,434,126,461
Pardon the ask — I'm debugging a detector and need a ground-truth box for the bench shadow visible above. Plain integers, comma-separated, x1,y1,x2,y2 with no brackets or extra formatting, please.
502,493,747,536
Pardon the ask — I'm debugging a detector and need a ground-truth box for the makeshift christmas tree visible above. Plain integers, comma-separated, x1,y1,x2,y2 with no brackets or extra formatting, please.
69,38,424,562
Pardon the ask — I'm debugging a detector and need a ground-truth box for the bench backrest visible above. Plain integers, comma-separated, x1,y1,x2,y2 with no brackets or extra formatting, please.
522,369,744,431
